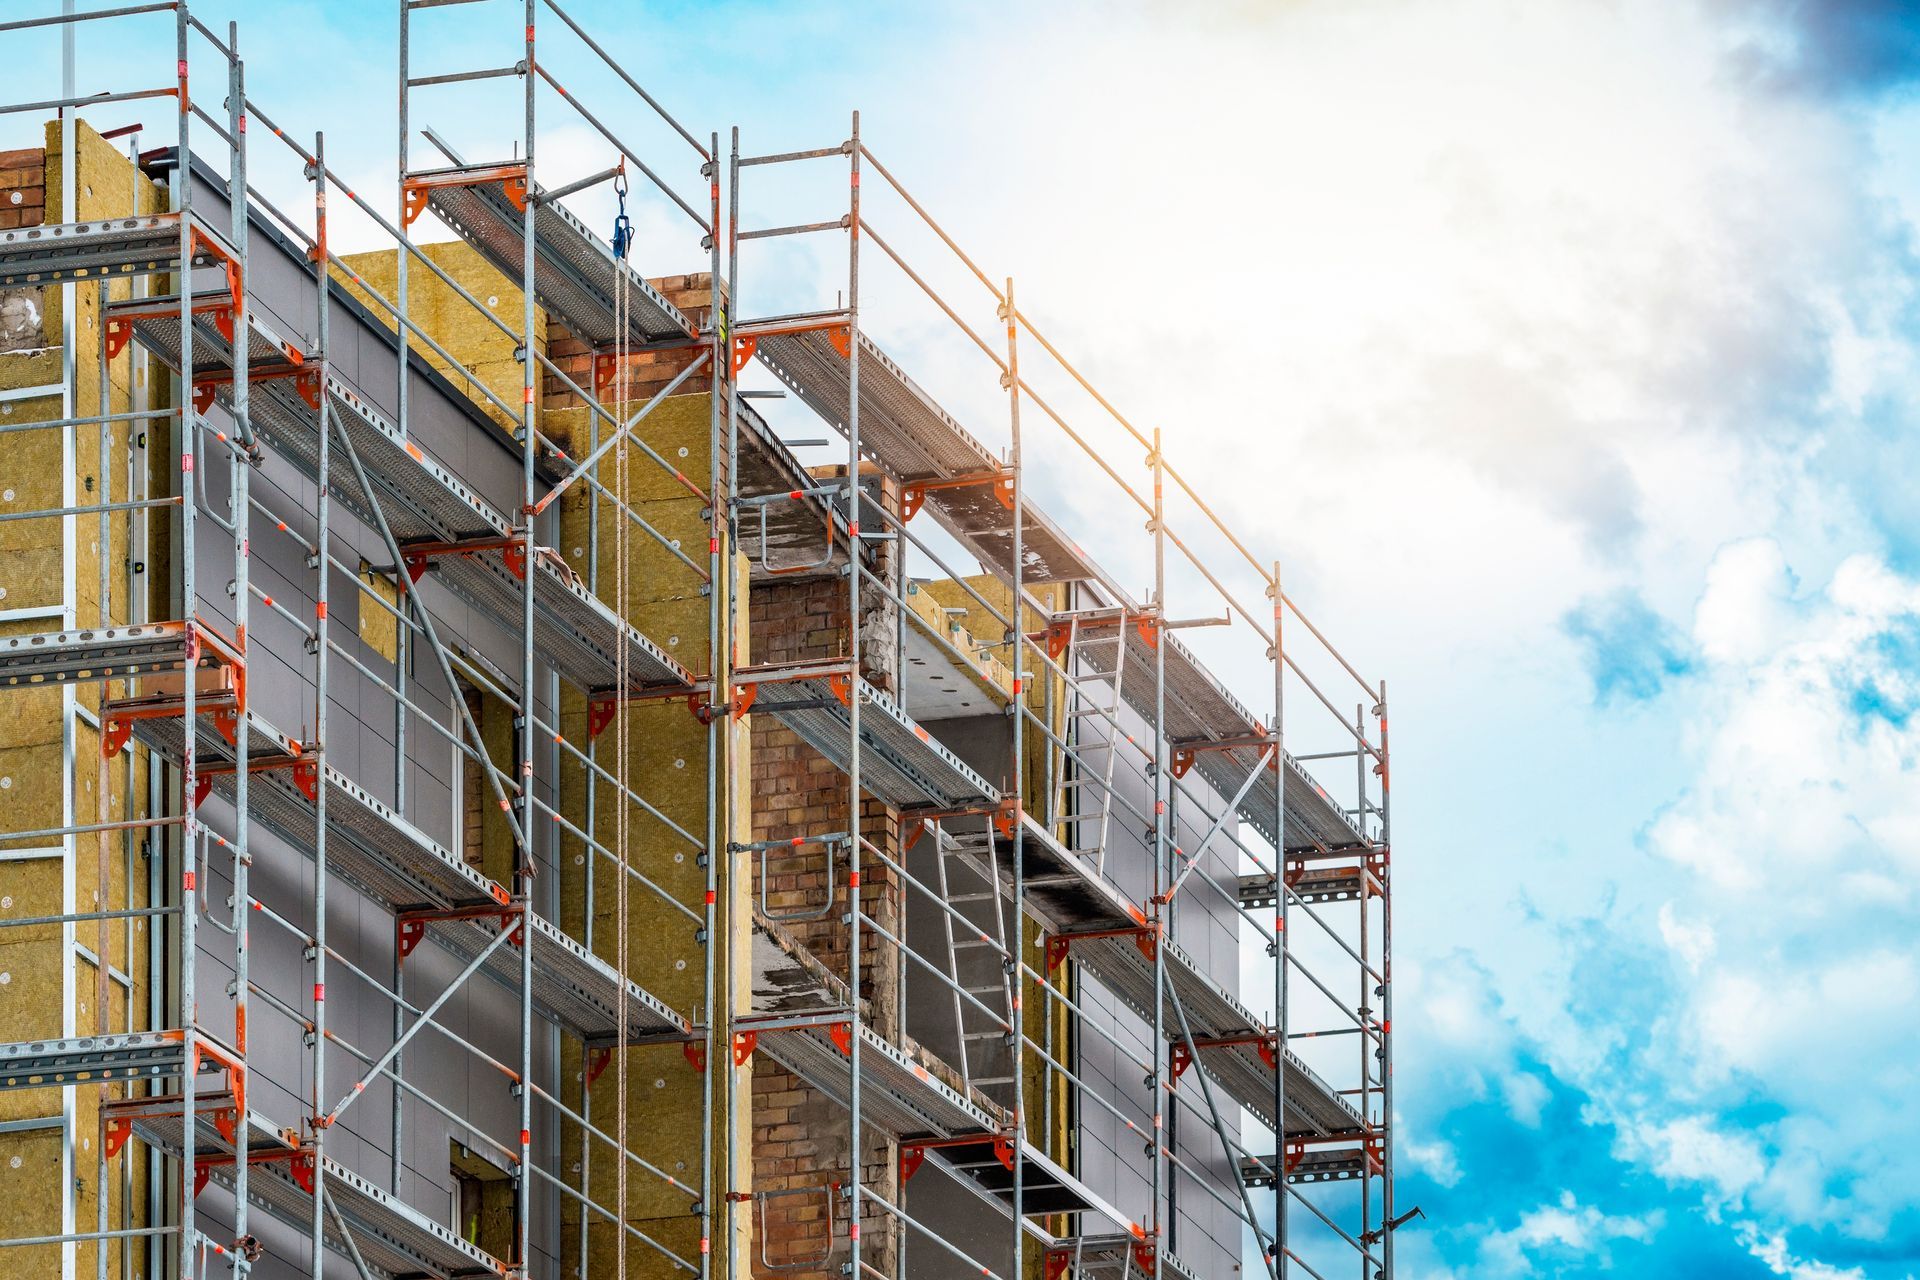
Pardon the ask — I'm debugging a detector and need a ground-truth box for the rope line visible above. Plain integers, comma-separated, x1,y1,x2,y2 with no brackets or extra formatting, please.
612,161,632,1279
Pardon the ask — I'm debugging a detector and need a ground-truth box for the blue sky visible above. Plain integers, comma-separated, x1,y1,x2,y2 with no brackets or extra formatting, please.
11,1,1920,1274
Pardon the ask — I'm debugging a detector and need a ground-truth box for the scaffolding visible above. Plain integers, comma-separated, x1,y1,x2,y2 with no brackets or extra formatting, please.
0,4,1395,1279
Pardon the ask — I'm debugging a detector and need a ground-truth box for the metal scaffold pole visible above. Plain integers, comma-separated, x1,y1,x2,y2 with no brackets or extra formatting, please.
308,123,333,1280
174,7,199,1274
1004,275,1027,1280
845,105,866,1280
1273,561,1288,1280
226,23,255,1273
1378,681,1394,1280
517,5,540,1275
702,121,724,1280
725,121,743,1280
1151,423,1168,1280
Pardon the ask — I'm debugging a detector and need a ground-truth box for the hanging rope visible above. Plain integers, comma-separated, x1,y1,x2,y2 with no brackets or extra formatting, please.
611,156,633,1280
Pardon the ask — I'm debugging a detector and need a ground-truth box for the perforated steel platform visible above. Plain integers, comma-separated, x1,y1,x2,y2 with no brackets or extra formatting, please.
0,213,233,287
947,813,1142,937
757,1017,1003,1140
744,670,997,811
113,302,692,695
752,323,1092,582
1239,864,1370,908
921,1136,1128,1222
743,922,1003,1140
124,706,689,1045
1241,1146,1373,1187
0,624,203,690
1065,614,1366,856
106,289,302,380
0,1032,193,1092
1043,1235,1200,1280
415,164,692,348
116,1095,504,1279
1049,922,1361,1139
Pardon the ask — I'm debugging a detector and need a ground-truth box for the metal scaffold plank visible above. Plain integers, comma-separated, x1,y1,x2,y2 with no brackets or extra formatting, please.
963,817,1364,1139
743,922,1003,1140
108,1094,506,1279
1056,612,1367,855
115,702,692,1045
0,1032,195,1092
751,322,1092,582
1240,1145,1379,1188
408,162,694,347
739,666,998,812
109,296,694,696
1041,1234,1201,1280
0,213,237,288
0,622,236,691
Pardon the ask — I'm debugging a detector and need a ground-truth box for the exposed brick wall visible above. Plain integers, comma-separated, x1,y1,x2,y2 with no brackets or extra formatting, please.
747,571,903,1278
0,146,45,230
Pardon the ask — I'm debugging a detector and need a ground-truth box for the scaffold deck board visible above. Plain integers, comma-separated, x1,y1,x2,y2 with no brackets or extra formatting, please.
1042,1234,1201,1280
923,1135,1132,1223
1240,1146,1373,1188
415,164,693,349
744,922,1004,1140
112,300,693,695
106,288,303,377
1067,614,1366,855
744,669,997,812
752,324,1092,582
0,624,207,690
947,813,1141,937
121,705,690,1045
117,1096,504,1279
1194,1032,1362,1141
1239,864,1369,908
0,213,234,287
0,1032,195,1092
1074,923,1362,1138
989,817,1362,1139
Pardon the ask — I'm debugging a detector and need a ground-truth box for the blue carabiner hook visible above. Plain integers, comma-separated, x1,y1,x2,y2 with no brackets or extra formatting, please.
611,165,633,261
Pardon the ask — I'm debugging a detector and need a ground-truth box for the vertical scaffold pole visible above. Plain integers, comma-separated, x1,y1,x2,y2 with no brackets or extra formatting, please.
845,106,865,1280
1378,681,1393,1280
702,126,724,1279
516,3,539,1273
309,124,333,1280
174,6,198,1274
1003,276,1026,1280
724,123,744,1280
391,0,413,1203
1149,425,1167,1280
1356,701,1369,1280
227,24,255,1271
1272,563,1287,1280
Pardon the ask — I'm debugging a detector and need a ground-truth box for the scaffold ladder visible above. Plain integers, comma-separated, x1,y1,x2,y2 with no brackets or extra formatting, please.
933,818,1018,1102
1053,609,1131,875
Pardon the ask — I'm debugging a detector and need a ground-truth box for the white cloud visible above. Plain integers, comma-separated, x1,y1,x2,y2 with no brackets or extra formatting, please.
1741,1224,1869,1280
1479,1191,1662,1272
1657,903,1717,973
1621,1115,1767,1211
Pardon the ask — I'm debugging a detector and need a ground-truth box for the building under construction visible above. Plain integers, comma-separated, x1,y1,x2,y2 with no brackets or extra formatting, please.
0,4,1397,1278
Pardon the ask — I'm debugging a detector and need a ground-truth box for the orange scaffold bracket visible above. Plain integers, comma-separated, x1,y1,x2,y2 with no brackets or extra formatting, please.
401,163,528,228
